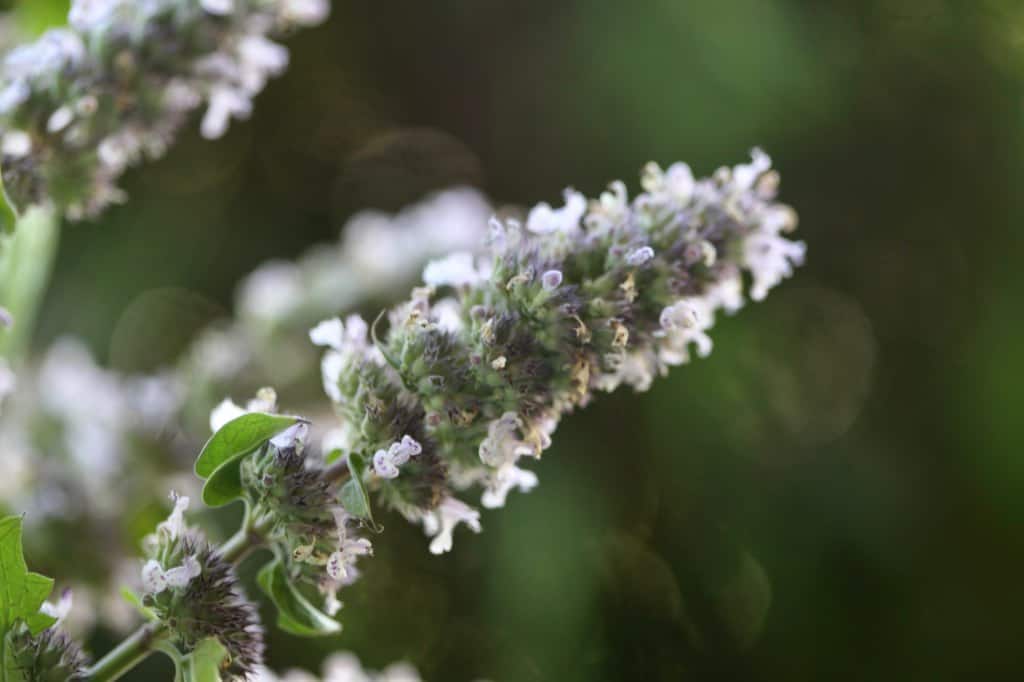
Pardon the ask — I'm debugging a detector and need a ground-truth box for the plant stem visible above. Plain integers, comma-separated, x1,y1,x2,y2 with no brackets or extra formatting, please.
0,205,60,360
85,623,168,682
87,464,351,681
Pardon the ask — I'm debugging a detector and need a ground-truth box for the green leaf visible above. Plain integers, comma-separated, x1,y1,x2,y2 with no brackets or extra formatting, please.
0,162,19,236
257,560,341,637
0,516,56,641
338,453,374,525
200,453,248,508
177,638,228,682
195,413,300,478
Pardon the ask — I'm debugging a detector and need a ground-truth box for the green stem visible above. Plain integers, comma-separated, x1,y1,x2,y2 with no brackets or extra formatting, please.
86,623,168,682
0,204,60,360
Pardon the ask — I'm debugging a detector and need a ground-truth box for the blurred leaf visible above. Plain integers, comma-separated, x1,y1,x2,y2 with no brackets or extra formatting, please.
257,559,341,637
195,413,299,478
0,163,18,236
177,638,228,682
0,516,56,641
338,453,375,528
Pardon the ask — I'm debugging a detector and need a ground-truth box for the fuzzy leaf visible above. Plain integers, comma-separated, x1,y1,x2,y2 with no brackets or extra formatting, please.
177,638,228,682
0,516,56,642
338,453,374,524
195,413,300,478
257,560,341,637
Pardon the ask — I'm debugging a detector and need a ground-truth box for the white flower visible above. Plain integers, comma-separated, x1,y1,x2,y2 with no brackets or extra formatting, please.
163,555,202,588
732,147,772,191
2,130,31,157
157,492,190,540
282,0,331,25
481,464,538,509
744,233,806,301
142,555,200,594
478,412,534,467
200,86,252,139
46,106,74,133
625,246,655,266
237,35,290,93
423,251,482,288
372,435,422,478
270,421,309,450
209,387,279,432
325,538,372,581
0,358,15,407
527,189,586,236
659,301,699,331
642,161,695,206
238,261,304,323
141,560,167,594
39,588,73,625
310,317,346,350
200,0,234,15
541,269,563,291
422,496,481,555
584,180,630,234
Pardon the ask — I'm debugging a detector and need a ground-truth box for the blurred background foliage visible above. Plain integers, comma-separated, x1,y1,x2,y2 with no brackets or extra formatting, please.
5,0,1024,679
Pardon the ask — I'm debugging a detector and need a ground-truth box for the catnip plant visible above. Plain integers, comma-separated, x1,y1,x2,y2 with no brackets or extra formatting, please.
0,2,806,681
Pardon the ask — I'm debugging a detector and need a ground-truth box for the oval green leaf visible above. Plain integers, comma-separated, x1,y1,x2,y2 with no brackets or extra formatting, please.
195,413,301,479
257,559,341,637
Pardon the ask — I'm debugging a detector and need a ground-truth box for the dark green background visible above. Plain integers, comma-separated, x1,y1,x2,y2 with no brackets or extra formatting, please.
12,1,1024,680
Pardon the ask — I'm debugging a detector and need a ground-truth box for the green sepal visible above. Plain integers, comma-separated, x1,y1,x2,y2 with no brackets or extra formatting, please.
257,559,341,637
0,161,19,236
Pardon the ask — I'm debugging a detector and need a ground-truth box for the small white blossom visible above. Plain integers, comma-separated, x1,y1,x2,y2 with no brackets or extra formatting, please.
422,496,481,555
642,161,695,205
46,106,74,133
2,130,31,157
201,0,234,15
372,435,422,478
200,86,252,140
482,464,539,509
478,412,534,467
423,251,482,288
659,301,699,331
39,588,73,624
163,555,202,588
157,492,190,540
282,0,330,25
527,189,586,236
141,560,167,594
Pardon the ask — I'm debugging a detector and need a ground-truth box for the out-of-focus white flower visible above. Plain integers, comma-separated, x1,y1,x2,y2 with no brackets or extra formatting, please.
2,130,31,157
200,85,252,139
209,387,278,432
39,588,73,625
0,358,14,407
423,251,483,288
141,555,200,594
527,189,586,236
238,261,304,323
281,0,330,24
642,161,695,206
201,0,234,16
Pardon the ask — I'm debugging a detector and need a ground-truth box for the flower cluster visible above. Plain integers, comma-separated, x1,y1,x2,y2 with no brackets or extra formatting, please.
219,390,375,618
7,590,88,682
313,151,805,552
141,492,265,677
0,0,329,219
